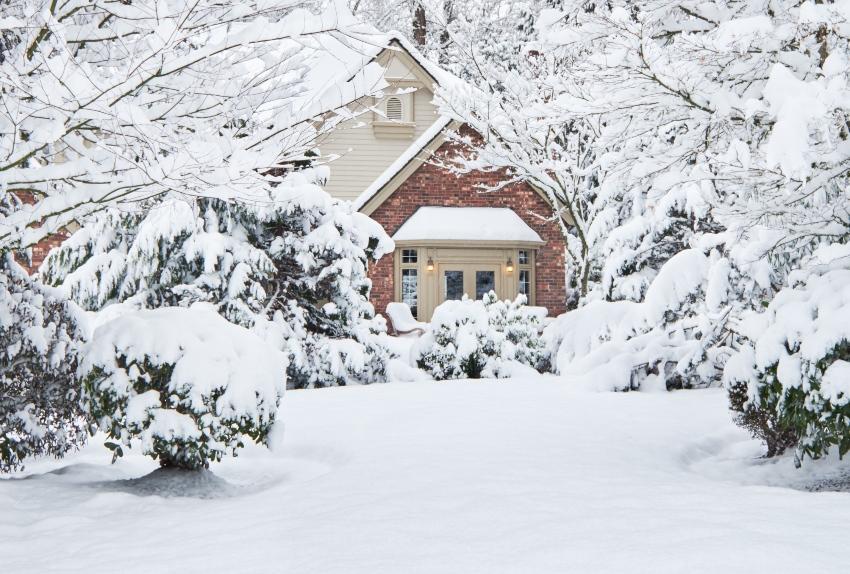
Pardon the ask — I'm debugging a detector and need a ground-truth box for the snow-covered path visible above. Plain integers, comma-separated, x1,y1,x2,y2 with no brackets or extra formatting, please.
3,378,850,573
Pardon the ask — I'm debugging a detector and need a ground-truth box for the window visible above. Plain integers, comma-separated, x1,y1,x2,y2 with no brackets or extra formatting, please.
402,269,418,318
399,249,419,318
517,249,533,303
476,270,495,300
401,249,418,264
519,270,531,297
444,270,464,301
386,97,403,121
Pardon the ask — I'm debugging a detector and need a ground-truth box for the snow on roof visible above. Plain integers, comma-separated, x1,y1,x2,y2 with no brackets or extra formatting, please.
392,207,544,244
381,32,464,89
352,115,452,211
330,28,464,95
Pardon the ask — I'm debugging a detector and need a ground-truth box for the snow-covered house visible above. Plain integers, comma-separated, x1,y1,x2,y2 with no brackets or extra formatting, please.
21,31,566,322
322,34,566,321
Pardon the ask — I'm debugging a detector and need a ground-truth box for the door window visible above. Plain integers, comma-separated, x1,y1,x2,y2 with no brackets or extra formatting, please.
476,270,495,299
444,270,464,300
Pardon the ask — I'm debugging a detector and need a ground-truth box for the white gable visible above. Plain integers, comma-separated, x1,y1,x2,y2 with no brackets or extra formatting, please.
317,36,448,202
385,55,415,79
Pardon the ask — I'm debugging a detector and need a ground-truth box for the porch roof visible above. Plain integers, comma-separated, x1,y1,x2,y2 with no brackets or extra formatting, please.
391,207,544,245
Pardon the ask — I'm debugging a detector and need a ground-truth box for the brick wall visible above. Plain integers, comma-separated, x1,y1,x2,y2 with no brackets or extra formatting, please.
10,191,69,275
23,232,68,275
366,132,566,318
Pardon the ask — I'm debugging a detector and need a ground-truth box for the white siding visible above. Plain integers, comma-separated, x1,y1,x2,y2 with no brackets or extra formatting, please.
317,53,441,201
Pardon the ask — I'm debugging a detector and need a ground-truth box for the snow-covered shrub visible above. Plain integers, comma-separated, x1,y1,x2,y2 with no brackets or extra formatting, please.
80,305,286,470
544,249,732,391
0,254,88,472
482,293,549,376
285,330,392,389
415,292,546,380
724,245,850,464
43,173,395,390
41,199,273,326
415,298,489,380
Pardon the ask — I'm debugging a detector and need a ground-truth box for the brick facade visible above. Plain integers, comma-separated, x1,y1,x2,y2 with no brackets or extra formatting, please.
23,232,68,274
11,191,69,275
366,134,567,318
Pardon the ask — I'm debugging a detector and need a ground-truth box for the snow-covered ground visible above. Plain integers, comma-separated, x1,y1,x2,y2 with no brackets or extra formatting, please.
3,377,850,573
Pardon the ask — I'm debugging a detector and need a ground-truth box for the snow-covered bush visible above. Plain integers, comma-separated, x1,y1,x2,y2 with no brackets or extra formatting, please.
415,298,489,380
80,305,286,470
285,329,392,389
43,172,395,390
415,292,547,380
724,245,850,464
544,249,732,391
0,254,88,472
483,293,550,376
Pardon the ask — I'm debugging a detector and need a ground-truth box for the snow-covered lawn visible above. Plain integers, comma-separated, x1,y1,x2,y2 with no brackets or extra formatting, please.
3,378,850,573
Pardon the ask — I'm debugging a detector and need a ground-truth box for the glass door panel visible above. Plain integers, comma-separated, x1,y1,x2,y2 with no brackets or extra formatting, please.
443,270,464,301
438,263,501,308
475,270,495,299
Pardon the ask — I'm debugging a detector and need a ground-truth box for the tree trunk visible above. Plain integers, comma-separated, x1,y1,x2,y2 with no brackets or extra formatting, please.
439,1,454,66
412,1,426,48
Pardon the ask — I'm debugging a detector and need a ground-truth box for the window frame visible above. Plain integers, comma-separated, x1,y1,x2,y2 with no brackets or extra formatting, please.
516,249,535,305
401,248,418,264
401,268,419,318
399,248,420,318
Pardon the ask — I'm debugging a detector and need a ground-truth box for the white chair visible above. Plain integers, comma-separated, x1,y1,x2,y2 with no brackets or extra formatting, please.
386,302,428,337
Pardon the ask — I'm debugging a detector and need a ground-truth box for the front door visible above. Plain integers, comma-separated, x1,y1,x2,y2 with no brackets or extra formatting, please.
438,264,501,305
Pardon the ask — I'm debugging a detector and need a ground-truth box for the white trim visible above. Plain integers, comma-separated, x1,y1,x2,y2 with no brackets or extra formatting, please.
352,115,452,211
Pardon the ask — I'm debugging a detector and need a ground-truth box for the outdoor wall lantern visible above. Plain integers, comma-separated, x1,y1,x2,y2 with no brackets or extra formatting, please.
427,257,435,271
506,258,514,273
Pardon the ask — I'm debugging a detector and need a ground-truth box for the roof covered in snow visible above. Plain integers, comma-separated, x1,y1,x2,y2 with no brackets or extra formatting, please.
380,32,464,89
392,207,544,244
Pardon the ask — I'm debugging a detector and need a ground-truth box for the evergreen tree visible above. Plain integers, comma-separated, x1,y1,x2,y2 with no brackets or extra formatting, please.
42,170,395,389
724,244,850,464
0,254,88,472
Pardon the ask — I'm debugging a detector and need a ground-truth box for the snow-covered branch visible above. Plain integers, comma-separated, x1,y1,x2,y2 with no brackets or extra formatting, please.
0,0,388,251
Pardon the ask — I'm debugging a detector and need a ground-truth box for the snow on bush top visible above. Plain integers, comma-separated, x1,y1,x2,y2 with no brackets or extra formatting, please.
81,304,287,423
741,244,850,380
544,249,719,391
415,293,547,380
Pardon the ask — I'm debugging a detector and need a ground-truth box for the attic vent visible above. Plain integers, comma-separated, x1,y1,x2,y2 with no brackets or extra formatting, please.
386,97,403,121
